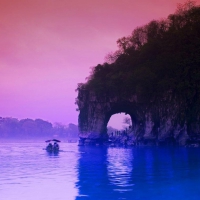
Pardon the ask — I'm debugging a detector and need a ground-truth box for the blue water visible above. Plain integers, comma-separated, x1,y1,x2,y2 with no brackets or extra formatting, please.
1,142,200,200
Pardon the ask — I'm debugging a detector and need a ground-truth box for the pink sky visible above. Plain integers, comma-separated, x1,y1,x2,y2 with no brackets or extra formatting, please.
1,0,199,128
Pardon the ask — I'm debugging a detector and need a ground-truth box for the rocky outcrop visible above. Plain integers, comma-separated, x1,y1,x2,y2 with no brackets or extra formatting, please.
75,4,200,146
76,89,200,146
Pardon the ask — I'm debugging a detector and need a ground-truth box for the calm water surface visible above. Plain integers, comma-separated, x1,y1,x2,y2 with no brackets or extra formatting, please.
1,142,200,200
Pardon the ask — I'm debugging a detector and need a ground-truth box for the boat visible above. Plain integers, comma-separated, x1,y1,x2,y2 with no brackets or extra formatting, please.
45,139,61,153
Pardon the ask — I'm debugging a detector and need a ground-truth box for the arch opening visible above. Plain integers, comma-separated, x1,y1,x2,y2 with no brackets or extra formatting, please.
107,113,132,137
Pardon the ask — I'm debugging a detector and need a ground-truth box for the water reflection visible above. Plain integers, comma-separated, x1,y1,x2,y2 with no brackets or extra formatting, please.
2,142,200,200
107,148,134,191
75,146,200,200
75,146,134,199
75,146,109,199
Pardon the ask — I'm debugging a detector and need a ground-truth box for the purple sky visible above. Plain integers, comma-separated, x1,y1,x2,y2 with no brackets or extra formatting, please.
1,0,199,128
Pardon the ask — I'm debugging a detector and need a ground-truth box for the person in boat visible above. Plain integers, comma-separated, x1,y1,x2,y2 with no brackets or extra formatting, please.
46,142,53,151
53,142,59,151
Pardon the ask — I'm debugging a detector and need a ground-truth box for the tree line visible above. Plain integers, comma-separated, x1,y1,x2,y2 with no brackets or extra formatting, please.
0,117,79,140
76,1,200,103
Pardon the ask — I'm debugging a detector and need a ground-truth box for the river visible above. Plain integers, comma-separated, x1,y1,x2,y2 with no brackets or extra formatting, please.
1,141,200,199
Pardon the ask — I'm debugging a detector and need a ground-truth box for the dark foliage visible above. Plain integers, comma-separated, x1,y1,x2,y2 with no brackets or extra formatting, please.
76,1,200,108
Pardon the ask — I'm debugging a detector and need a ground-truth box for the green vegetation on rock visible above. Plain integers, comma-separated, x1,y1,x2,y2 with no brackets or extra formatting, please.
75,1,200,146
77,1,200,104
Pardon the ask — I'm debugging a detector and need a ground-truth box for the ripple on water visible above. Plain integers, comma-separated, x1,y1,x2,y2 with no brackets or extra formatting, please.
1,143,200,200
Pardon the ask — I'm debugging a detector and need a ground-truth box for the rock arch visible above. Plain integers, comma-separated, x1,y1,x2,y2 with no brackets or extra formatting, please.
76,89,192,146
76,89,156,146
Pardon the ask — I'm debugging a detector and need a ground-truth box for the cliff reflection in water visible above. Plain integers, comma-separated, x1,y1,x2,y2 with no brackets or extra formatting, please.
75,146,200,200
75,146,110,199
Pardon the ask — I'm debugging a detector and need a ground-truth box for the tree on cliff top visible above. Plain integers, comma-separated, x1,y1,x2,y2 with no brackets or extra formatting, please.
76,0,200,108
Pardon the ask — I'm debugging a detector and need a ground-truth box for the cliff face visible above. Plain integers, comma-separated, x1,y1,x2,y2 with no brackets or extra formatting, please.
76,4,200,146
76,89,200,146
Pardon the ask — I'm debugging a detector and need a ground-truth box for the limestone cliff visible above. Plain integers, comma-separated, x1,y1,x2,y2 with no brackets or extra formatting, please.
76,88,200,146
75,4,200,146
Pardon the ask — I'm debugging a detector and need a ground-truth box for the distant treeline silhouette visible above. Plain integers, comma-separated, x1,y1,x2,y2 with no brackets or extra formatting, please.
0,117,78,139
